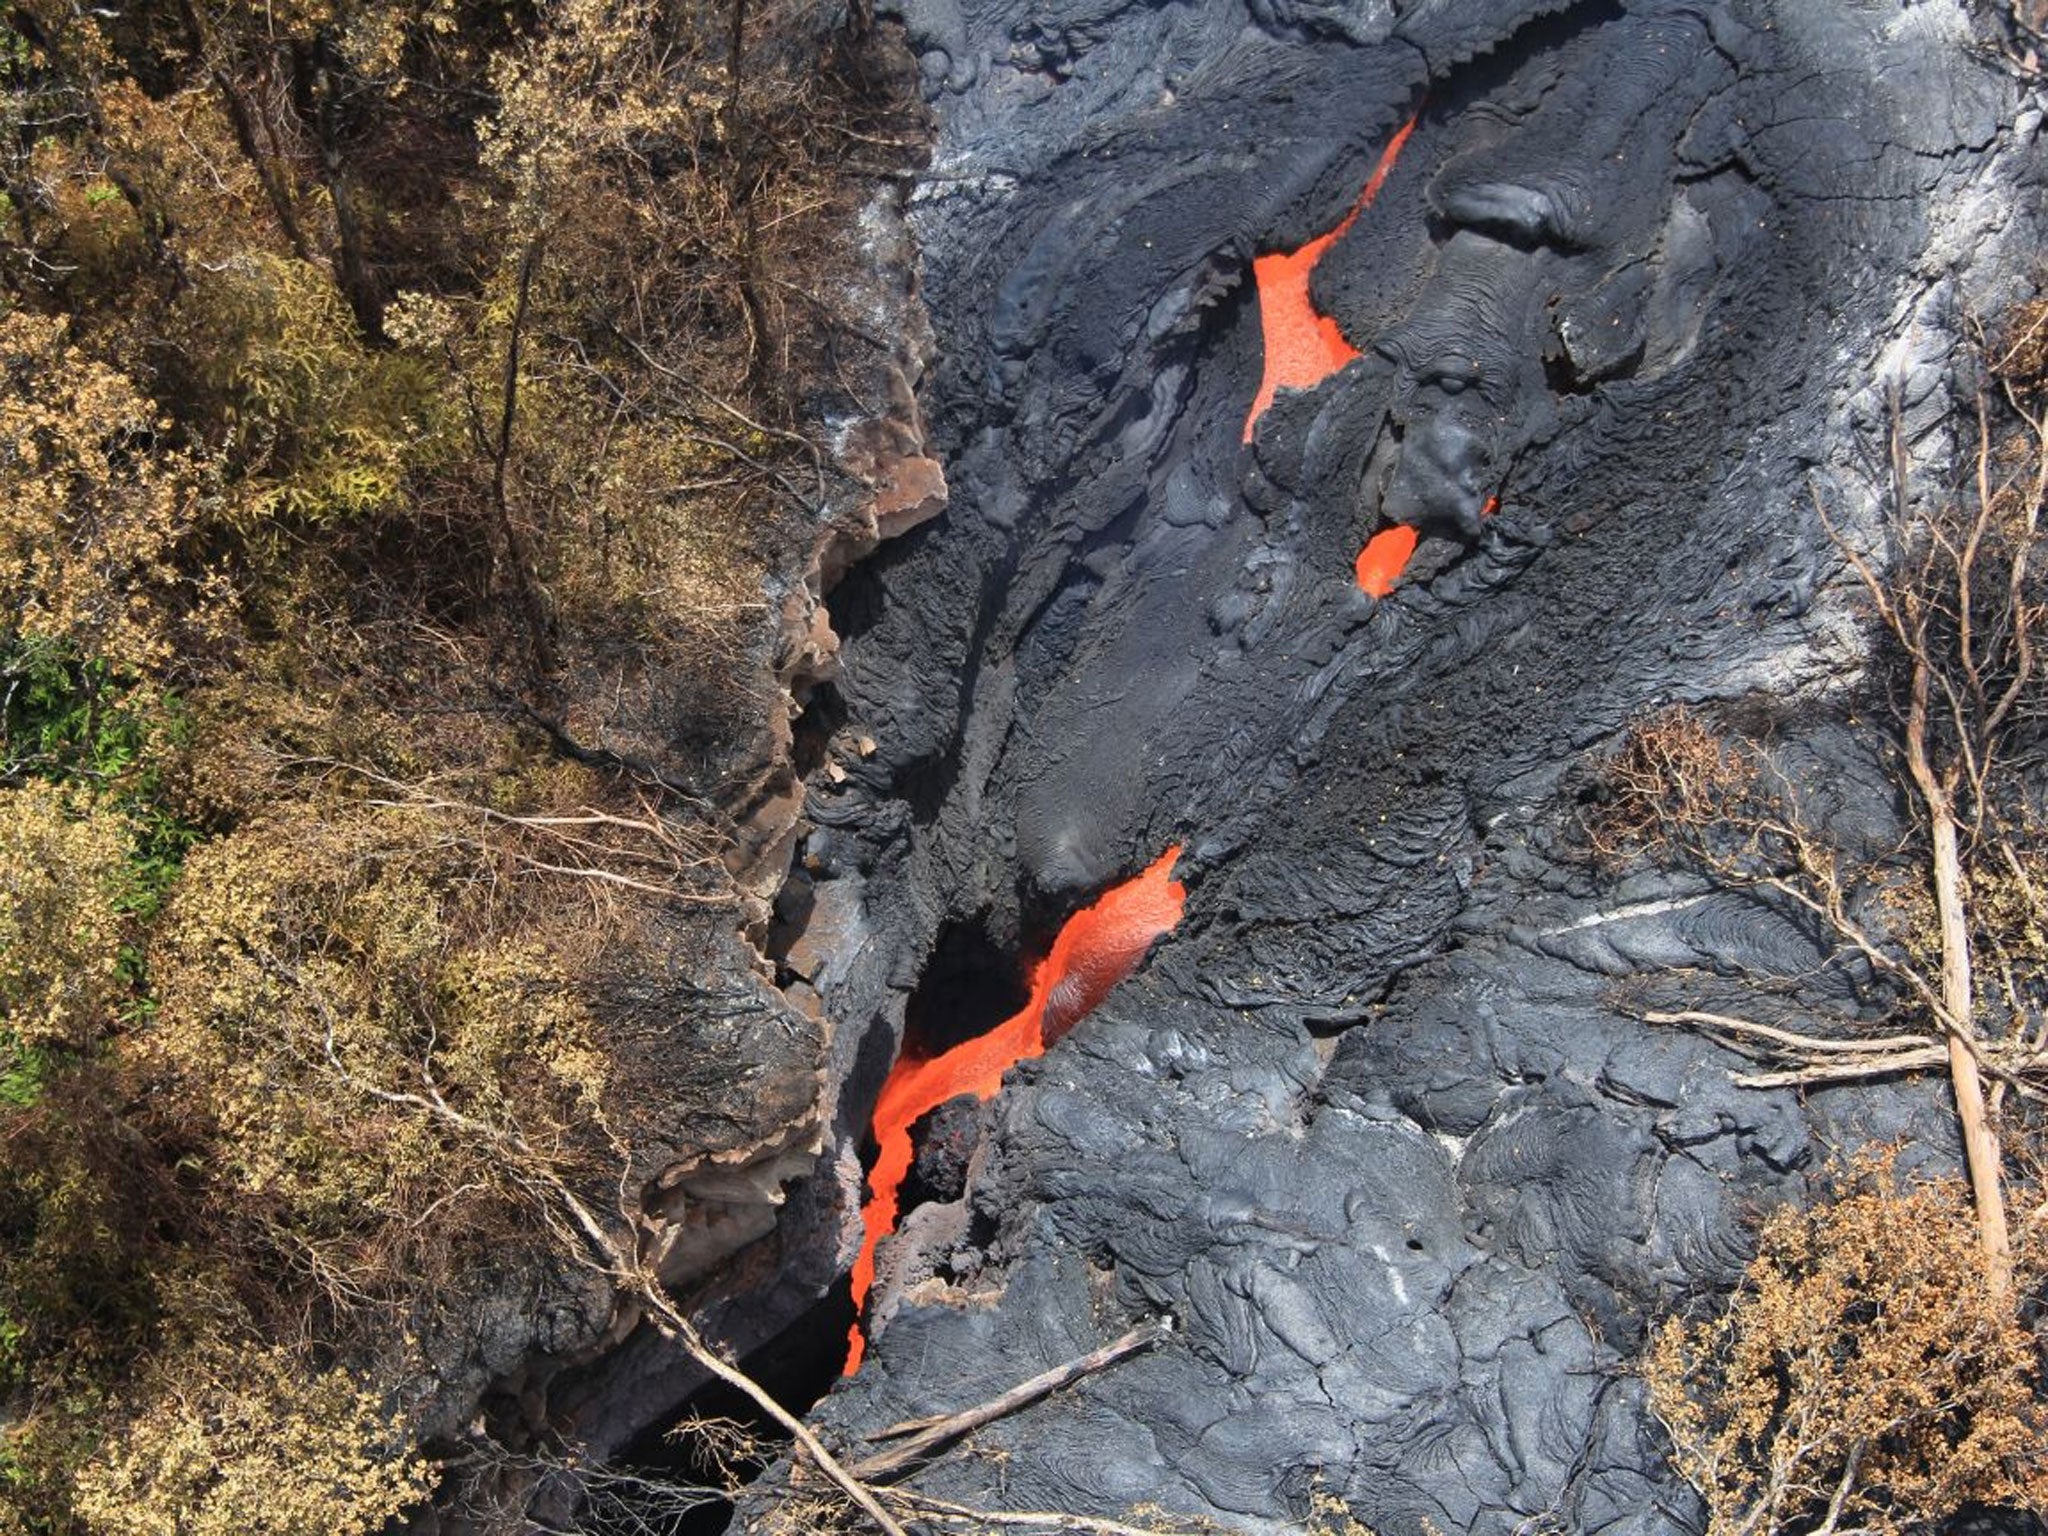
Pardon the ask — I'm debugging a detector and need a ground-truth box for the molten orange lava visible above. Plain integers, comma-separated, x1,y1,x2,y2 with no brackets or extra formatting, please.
845,847,1187,1372
1244,116,1418,442
1354,524,1419,598
1353,496,1499,599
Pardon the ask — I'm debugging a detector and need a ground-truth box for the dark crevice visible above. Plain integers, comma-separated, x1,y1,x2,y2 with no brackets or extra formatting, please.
907,554,1020,819
824,514,939,645
764,864,814,981
790,680,846,779
904,913,1034,1054
605,1290,856,1536
1544,342,1601,397
895,748,958,824
1415,0,1627,114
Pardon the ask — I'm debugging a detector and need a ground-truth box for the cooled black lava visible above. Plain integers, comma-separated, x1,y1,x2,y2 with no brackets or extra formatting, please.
750,1,2026,1531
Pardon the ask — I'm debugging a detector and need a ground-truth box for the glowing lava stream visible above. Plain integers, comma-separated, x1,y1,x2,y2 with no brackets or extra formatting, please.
1242,116,1470,603
1352,496,1501,598
1242,116,1417,444
845,847,1188,1373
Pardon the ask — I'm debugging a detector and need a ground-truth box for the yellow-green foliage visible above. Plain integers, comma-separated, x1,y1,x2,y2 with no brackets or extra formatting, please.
0,0,879,1522
438,938,610,1120
144,809,447,1225
1646,1158,2048,1536
0,1079,150,1384
172,254,454,527
481,0,708,212
0,312,192,668
72,1341,434,1536
516,403,762,646
0,780,130,1046
142,803,608,1233
0,735,637,1534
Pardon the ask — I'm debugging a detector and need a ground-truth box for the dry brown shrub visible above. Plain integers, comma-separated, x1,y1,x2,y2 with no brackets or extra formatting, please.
1584,704,1763,860
0,311,195,670
1646,1153,2048,1536
1993,295,2048,398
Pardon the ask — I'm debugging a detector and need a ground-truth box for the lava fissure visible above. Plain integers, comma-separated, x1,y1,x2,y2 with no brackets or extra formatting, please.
1354,524,1421,599
845,846,1187,1372
762,0,1997,1524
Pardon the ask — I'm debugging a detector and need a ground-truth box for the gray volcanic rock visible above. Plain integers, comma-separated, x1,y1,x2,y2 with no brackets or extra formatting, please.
749,1,2040,1532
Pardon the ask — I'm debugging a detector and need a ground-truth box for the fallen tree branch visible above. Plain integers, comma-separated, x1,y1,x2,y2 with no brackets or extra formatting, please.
886,1489,1232,1536
1641,1010,1929,1056
496,854,734,903
1643,1008,2048,1098
855,1321,1171,1482
650,1306,913,1536
272,754,736,906
1732,1051,1949,1088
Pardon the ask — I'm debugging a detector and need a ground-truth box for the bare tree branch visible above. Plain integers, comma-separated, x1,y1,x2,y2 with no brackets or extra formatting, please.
854,1322,1171,1483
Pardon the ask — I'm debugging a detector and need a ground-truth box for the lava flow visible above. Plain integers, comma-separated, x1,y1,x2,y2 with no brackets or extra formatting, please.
1242,116,1417,443
845,847,1187,1372
1237,116,1439,599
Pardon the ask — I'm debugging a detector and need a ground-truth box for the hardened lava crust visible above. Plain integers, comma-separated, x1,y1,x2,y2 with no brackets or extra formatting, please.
747,3,2040,1532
